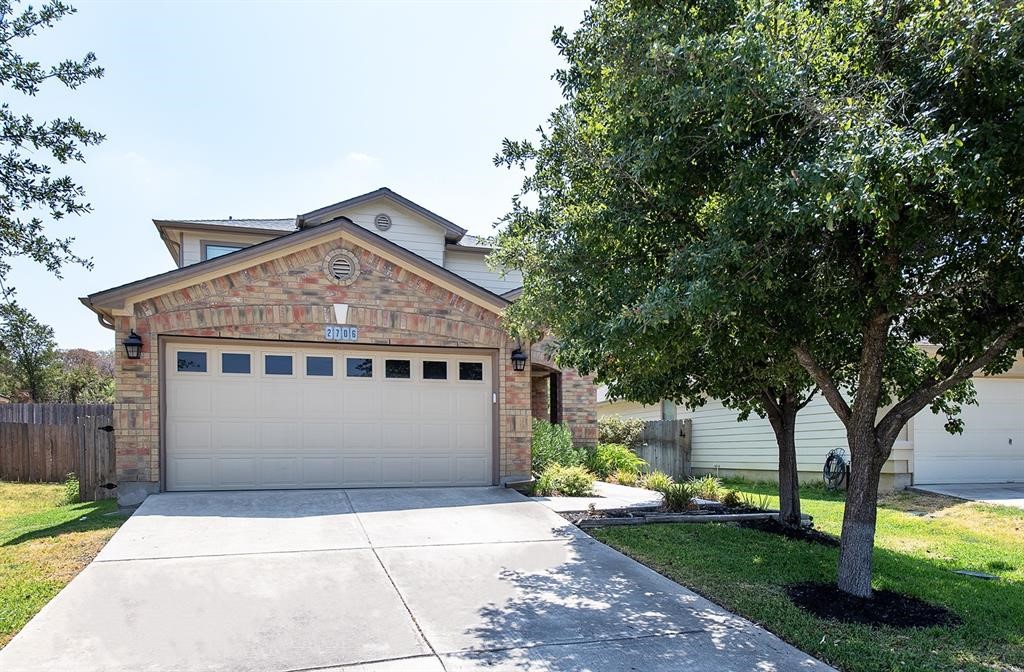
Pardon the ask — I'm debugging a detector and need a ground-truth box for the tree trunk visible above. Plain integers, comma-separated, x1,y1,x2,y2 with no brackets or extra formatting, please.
836,429,883,597
763,390,801,527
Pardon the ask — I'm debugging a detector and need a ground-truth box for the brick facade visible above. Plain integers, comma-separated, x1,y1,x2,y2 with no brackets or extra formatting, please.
111,237,585,488
529,342,598,447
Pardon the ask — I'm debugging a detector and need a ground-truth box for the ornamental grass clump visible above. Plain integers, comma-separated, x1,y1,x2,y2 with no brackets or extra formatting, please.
662,482,696,512
640,470,674,493
689,474,724,501
586,443,646,479
535,464,595,497
611,468,638,487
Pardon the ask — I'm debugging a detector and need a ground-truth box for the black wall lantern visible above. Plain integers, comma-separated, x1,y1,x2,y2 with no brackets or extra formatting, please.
510,346,528,372
122,329,143,360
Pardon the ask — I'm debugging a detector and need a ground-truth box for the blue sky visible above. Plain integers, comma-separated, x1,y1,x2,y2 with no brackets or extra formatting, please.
9,0,588,350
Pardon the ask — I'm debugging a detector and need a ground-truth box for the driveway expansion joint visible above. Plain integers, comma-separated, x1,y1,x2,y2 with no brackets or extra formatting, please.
343,490,449,672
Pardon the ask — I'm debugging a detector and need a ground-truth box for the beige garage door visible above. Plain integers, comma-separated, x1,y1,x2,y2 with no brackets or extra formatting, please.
165,342,493,490
913,378,1024,484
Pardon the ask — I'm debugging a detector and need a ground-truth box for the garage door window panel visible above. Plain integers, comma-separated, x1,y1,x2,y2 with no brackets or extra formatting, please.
423,360,448,380
459,362,484,381
346,357,374,378
176,351,208,373
264,354,294,376
385,359,411,379
305,356,334,377
221,353,251,374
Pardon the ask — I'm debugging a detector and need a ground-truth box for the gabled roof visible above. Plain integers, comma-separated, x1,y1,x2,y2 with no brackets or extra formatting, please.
82,216,509,320
297,187,467,241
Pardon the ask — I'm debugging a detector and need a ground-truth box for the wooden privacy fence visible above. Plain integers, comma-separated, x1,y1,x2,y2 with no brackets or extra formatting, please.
0,403,116,502
635,418,692,480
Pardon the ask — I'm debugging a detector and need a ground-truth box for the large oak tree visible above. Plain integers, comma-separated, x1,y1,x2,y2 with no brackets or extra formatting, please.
494,0,1023,596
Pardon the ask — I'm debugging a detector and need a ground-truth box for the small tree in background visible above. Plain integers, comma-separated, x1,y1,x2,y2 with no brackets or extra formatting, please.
56,348,114,402
0,303,61,401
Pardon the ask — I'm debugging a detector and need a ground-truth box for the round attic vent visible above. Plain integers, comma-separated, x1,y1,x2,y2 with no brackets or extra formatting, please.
324,249,360,286
374,213,392,231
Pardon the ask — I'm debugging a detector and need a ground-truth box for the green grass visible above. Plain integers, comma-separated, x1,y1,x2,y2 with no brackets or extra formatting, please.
0,482,127,648
593,480,1024,672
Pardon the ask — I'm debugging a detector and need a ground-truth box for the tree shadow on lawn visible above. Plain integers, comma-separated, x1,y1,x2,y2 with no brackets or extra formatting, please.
595,520,1024,671
2,500,126,547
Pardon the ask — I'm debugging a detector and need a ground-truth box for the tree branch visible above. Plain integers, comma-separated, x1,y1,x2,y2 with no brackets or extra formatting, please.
877,319,1024,450
794,343,851,427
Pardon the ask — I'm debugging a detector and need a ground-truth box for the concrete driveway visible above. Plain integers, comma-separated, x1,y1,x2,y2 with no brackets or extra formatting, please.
0,487,831,672
915,482,1024,509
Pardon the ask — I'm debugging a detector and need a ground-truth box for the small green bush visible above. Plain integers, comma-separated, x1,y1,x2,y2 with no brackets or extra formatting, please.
531,419,584,474
586,443,646,479
597,415,646,447
662,482,695,512
721,490,742,508
612,468,639,487
59,472,80,506
640,470,674,493
535,464,595,497
689,474,724,501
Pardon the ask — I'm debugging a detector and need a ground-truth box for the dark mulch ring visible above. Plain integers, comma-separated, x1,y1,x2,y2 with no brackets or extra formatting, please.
738,517,839,547
787,582,962,629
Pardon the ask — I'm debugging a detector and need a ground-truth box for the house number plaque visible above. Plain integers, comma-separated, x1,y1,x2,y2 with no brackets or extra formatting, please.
325,325,359,341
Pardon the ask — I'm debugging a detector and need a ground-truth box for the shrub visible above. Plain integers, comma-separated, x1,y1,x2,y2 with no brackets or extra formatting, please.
721,490,742,508
586,443,646,479
662,482,695,512
59,473,80,506
612,468,638,487
535,464,595,497
689,474,724,501
597,415,646,447
640,470,674,493
531,419,584,474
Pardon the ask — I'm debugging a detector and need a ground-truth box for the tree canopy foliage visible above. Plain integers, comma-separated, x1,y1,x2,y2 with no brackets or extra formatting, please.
0,0,104,303
493,0,1024,596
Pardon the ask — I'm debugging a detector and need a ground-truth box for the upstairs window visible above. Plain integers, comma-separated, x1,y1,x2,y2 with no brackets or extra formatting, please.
203,242,245,260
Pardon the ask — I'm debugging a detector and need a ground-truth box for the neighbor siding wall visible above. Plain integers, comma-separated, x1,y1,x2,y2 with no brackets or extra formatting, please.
443,251,524,295
111,237,563,487
598,399,664,421
683,396,912,480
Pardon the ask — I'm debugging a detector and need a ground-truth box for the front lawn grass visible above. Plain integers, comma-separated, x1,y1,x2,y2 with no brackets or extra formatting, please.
593,481,1024,672
0,482,127,648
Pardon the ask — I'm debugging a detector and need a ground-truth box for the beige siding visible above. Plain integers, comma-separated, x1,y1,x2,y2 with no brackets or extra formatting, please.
685,396,851,474
180,231,278,266
336,197,446,265
443,251,523,295
597,399,664,421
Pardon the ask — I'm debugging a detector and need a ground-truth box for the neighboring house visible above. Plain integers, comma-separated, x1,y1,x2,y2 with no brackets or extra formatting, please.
82,187,596,503
599,357,1024,491
0,394,9,404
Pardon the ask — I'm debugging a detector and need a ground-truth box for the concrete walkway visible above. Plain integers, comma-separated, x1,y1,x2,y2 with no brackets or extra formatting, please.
915,482,1024,510
533,480,664,512
0,487,831,672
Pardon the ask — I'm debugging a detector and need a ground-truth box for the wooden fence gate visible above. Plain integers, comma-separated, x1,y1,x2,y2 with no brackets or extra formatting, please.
0,403,116,501
635,418,692,480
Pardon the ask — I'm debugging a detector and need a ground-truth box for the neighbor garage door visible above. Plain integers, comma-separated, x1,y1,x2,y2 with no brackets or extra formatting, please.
165,342,493,490
913,378,1024,484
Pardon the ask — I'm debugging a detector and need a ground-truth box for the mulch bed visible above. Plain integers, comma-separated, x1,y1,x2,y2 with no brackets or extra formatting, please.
738,517,839,547
787,582,961,628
